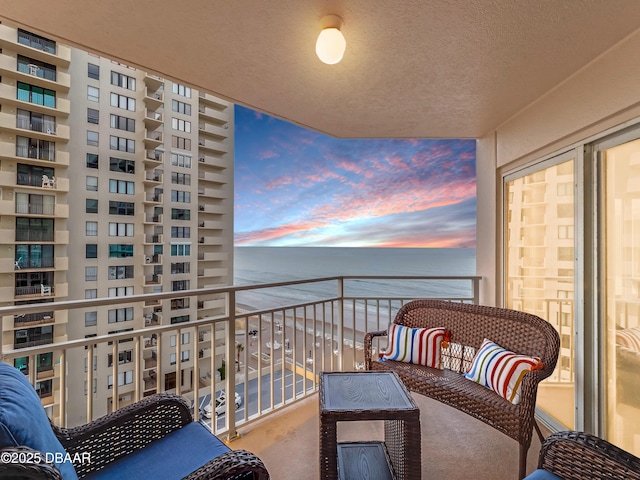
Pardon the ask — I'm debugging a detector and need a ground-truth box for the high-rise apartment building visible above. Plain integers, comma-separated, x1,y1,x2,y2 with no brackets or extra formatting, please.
0,24,234,426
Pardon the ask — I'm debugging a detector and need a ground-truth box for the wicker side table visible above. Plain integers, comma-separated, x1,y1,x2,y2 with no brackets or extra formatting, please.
319,371,421,480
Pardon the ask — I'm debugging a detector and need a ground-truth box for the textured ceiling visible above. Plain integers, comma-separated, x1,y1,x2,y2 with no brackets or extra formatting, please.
2,0,640,138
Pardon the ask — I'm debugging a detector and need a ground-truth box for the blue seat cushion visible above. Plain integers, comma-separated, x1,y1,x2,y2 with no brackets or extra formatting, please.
0,362,78,480
85,421,230,480
523,469,564,480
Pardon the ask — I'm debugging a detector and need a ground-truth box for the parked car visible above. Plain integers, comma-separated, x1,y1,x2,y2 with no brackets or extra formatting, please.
203,391,242,418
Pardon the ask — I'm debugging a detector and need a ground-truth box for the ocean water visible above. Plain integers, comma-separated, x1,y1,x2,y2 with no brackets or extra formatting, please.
233,247,476,312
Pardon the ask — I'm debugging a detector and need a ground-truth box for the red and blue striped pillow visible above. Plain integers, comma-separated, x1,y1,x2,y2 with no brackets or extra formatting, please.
616,327,640,351
381,324,447,369
463,338,544,404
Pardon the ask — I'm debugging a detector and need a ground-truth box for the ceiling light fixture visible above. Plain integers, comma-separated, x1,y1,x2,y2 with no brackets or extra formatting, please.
315,15,346,65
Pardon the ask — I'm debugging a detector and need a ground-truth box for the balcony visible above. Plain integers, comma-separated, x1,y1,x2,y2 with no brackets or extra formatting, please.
0,277,556,480
144,149,163,165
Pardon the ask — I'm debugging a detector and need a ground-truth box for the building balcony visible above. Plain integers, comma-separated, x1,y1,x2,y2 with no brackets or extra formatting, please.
198,137,228,155
0,277,564,480
198,104,229,124
144,149,163,165
198,154,227,169
143,192,163,204
143,170,163,184
144,88,164,109
198,170,227,184
143,109,164,130
143,130,163,150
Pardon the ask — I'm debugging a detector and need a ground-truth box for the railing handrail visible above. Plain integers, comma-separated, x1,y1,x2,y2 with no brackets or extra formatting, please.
0,275,479,317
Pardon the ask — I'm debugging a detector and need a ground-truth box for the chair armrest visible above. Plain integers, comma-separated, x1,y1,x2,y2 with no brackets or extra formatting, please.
52,393,192,478
0,446,63,480
364,330,387,370
538,431,640,480
184,449,270,480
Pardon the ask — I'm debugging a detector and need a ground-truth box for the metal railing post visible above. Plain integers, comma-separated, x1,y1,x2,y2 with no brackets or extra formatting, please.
226,290,238,440
337,277,344,372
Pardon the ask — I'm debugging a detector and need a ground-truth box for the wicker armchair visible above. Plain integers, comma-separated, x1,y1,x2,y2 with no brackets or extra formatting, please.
527,431,640,479
364,299,560,480
0,361,268,480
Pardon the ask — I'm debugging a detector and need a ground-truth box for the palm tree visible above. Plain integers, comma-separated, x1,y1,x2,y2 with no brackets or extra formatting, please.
236,342,244,372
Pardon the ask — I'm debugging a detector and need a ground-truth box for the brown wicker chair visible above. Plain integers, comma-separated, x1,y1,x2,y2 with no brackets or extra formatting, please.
0,392,269,480
364,299,560,480
533,431,640,479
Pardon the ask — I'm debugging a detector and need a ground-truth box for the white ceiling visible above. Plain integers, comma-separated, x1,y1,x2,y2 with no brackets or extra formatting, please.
3,0,640,138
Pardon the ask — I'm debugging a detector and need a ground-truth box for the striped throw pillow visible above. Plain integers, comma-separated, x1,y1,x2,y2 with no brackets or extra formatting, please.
616,327,640,351
381,324,447,369
463,338,545,405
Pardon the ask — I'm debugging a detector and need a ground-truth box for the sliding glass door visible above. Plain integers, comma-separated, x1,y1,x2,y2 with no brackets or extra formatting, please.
598,136,640,454
504,153,576,429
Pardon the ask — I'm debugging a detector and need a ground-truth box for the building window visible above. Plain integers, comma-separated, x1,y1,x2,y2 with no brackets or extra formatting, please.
107,370,133,388
108,265,134,279
108,244,134,258
110,157,135,174
170,315,190,325
107,350,133,366
171,190,191,203
86,244,97,258
15,193,55,215
86,199,98,214
16,218,54,242
87,131,99,146
16,163,54,187
172,83,191,98
170,243,191,256
169,351,190,365
171,262,190,274
88,63,99,80
17,55,56,81
170,153,191,168
87,108,99,124
171,208,190,220
171,118,191,133
86,176,98,191
171,298,190,310
110,114,135,132
172,100,191,115
85,311,97,327
109,201,134,216
110,71,136,90
86,221,98,236
109,179,135,195
171,226,190,238
17,82,55,107
108,222,134,237
171,136,191,150
16,136,55,161
17,29,56,53
110,92,135,111
16,109,56,134
172,280,189,291
108,286,133,297
86,153,99,169
85,266,97,281
15,244,54,268
109,135,135,153
171,172,191,185
85,289,97,299
87,86,99,102
108,307,134,323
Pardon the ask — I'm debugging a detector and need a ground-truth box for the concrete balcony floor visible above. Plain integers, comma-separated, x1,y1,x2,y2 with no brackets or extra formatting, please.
232,392,549,479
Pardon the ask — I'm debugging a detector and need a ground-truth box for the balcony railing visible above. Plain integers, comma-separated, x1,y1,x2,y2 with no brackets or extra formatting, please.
0,275,480,439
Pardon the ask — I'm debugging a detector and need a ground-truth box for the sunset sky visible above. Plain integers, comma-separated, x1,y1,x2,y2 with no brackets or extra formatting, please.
234,105,476,248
